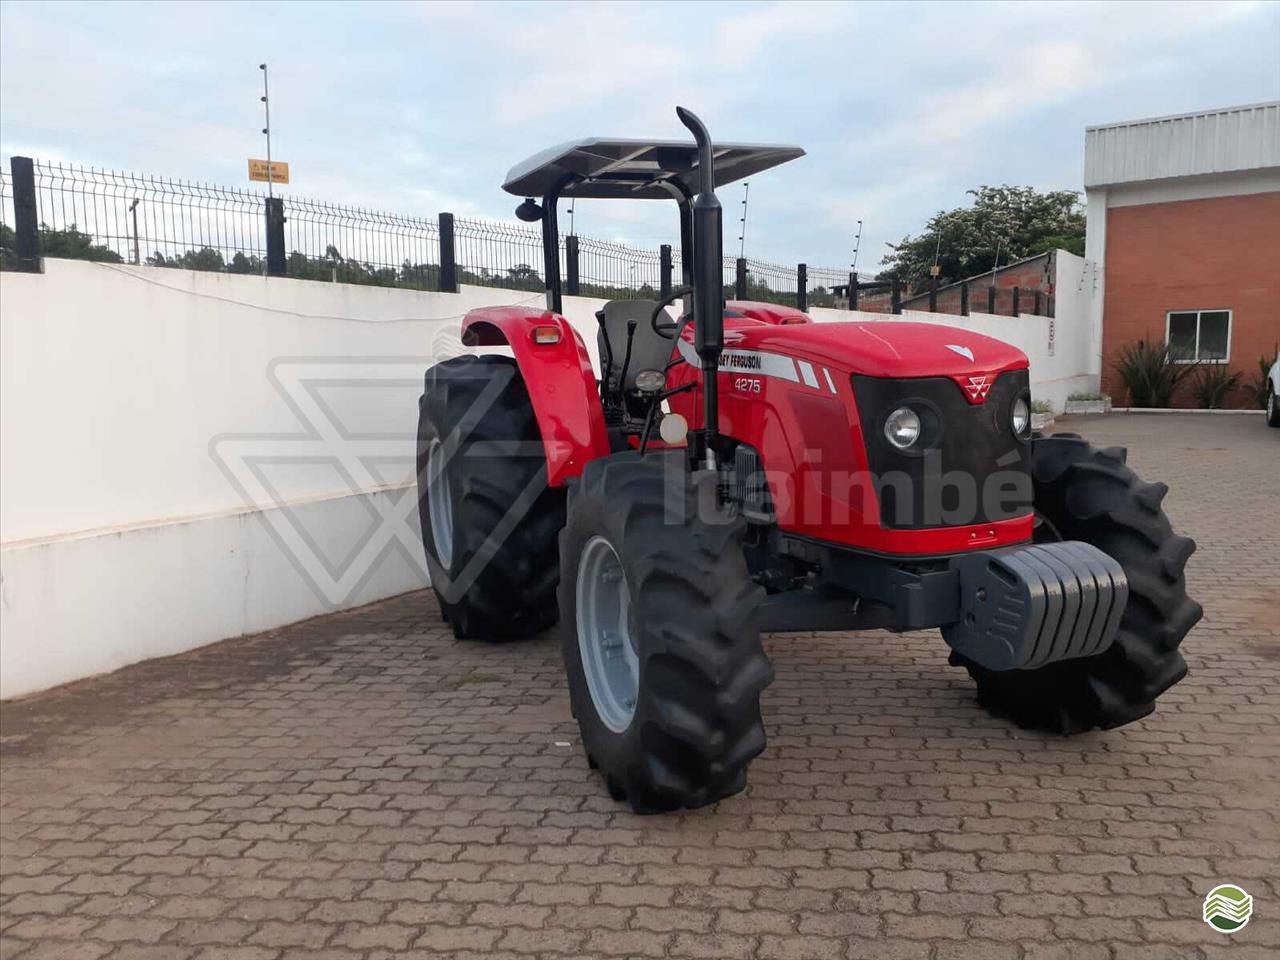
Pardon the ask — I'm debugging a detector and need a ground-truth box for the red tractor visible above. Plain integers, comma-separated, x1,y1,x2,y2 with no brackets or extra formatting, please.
417,109,1201,813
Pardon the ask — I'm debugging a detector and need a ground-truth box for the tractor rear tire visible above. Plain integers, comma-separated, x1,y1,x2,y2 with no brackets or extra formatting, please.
559,453,773,814
416,355,564,640
953,433,1202,734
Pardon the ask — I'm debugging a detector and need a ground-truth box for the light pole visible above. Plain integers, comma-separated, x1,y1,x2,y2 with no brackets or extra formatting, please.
737,181,750,259
259,63,273,199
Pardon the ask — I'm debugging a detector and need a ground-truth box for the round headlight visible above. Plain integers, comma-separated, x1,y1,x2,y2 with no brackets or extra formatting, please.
884,406,922,449
1011,397,1030,436
634,369,666,393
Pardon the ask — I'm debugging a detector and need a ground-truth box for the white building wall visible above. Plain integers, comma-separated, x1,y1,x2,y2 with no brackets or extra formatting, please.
1,257,1095,699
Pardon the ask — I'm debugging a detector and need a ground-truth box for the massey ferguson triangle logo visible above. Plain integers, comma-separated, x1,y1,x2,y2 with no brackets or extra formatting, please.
965,375,992,401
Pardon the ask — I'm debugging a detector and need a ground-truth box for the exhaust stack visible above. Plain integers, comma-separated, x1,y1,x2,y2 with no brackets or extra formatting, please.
676,106,724,470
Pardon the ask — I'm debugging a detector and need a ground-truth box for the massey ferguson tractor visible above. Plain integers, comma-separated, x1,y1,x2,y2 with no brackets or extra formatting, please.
417,108,1201,813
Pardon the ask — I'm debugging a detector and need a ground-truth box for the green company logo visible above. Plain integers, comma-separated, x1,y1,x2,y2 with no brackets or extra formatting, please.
1203,884,1253,932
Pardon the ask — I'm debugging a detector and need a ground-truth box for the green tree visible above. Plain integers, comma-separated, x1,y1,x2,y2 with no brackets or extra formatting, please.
10,223,124,264
878,185,1085,288
0,222,15,269
228,251,263,274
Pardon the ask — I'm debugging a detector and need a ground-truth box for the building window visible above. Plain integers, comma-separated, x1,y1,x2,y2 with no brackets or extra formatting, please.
1166,310,1231,363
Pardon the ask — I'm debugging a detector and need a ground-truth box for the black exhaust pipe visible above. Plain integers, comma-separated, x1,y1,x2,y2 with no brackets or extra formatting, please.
676,106,724,471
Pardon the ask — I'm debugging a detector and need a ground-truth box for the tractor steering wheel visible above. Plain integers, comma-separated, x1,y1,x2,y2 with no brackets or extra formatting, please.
651,286,692,340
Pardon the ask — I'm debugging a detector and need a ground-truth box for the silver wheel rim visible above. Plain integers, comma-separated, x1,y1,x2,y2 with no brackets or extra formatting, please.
575,536,639,733
426,439,453,568
1269,392,1276,419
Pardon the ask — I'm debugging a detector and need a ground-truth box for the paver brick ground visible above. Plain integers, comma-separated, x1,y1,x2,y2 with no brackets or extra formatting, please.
2,413,1278,959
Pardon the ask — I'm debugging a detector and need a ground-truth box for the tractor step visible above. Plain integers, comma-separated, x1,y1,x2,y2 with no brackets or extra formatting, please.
941,541,1128,672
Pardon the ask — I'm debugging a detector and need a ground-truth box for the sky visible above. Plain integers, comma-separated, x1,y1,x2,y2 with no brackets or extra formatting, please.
1,0,1277,271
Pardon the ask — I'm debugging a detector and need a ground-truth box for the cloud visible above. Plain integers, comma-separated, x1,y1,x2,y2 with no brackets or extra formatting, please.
853,42,1099,157
2,0,1276,272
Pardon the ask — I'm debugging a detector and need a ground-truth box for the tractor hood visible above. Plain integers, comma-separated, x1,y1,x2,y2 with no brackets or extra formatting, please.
722,320,1029,380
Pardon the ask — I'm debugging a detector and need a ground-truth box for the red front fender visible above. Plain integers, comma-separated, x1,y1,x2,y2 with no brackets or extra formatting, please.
461,305,609,486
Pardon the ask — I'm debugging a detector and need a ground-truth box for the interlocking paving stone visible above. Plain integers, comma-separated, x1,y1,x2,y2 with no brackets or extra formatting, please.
2,413,1278,958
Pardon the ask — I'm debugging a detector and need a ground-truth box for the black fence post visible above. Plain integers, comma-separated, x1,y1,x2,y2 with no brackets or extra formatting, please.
987,284,997,314
848,272,858,310
928,284,937,313
1032,290,1042,316
1012,286,1021,317
796,263,807,312
890,279,902,315
438,212,457,293
959,281,969,317
265,197,286,277
659,243,673,299
9,157,41,273
565,234,580,296
735,258,747,299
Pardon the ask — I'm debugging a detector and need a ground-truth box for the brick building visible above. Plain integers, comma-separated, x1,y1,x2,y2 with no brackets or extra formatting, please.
1085,102,1280,407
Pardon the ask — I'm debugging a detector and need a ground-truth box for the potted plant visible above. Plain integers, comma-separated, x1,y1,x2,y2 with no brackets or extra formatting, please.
1030,399,1055,432
1064,391,1112,415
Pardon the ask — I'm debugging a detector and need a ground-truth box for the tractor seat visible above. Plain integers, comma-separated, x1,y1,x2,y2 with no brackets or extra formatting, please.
596,299,680,393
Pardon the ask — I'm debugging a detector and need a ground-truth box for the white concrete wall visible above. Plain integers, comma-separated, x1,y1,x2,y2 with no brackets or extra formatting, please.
1,256,1094,698
0,260,611,698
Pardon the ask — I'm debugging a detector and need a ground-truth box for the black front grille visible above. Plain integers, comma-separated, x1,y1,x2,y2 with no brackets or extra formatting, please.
852,370,1032,530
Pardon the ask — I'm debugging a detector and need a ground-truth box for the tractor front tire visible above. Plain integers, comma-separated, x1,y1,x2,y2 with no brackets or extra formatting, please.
954,433,1202,734
416,355,564,640
559,454,773,813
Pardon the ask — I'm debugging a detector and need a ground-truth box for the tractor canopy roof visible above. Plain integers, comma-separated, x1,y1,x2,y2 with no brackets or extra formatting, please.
503,137,805,200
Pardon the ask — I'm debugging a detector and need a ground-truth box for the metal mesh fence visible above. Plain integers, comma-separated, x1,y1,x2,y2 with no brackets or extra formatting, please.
806,265,853,308
0,170,9,261
740,257,798,307
284,196,439,290
453,216,548,292
10,160,266,270
576,235,665,300
2,155,884,311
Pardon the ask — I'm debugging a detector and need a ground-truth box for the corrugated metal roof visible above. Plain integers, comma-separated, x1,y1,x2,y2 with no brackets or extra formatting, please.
1084,101,1280,187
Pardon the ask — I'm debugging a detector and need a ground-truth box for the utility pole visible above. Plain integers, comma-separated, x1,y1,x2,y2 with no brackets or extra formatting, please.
259,63,273,199
737,181,750,259
851,220,863,274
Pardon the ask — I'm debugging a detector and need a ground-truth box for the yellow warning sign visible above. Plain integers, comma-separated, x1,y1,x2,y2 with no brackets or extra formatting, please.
248,159,289,184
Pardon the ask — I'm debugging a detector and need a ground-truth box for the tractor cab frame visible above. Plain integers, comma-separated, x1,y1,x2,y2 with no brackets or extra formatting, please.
503,109,804,469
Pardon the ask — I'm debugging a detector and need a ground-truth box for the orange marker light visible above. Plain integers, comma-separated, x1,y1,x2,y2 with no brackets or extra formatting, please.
531,325,561,345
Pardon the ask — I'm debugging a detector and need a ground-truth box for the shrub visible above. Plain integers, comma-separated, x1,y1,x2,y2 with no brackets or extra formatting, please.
1031,399,1054,414
1111,339,1197,408
1190,365,1242,409
1067,391,1105,401
1248,347,1278,409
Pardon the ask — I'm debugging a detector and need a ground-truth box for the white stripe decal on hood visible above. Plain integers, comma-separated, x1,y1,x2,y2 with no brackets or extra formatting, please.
676,338,802,383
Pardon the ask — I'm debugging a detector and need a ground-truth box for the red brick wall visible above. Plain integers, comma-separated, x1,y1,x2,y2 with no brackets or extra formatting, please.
1100,192,1280,408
